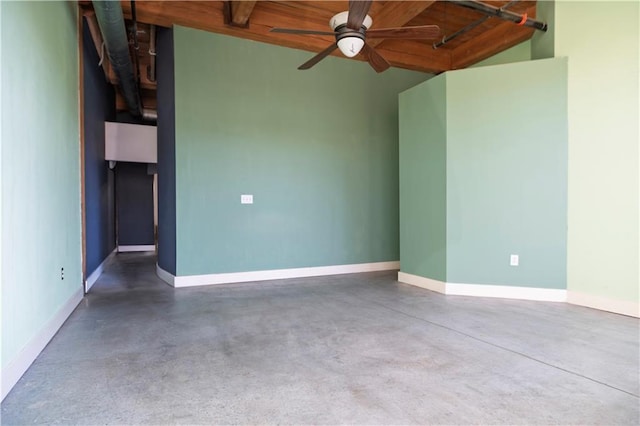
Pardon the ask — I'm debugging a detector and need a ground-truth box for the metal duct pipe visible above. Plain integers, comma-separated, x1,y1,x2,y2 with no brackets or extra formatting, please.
148,25,157,82
434,0,520,49
451,0,547,32
93,0,142,116
434,15,490,49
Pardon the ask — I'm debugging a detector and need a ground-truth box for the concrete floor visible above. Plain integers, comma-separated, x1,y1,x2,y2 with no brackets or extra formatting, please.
2,253,639,425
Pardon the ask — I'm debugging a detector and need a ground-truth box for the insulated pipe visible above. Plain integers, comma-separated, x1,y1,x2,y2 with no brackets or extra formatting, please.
93,0,142,116
129,0,141,87
451,0,547,32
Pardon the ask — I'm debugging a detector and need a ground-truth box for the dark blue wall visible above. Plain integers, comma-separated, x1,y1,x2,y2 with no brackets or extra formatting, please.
115,162,155,246
113,112,156,248
157,27,176,274
83,20,116,275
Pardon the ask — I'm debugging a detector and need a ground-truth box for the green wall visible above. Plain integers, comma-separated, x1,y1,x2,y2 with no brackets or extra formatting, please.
399,75,447,281
446,58,567,288
400,0,638,304
173,26,429,276
399,58,568,289
555,1,639,303
472,40,531,68
531,0,555,60
1,1,81,369
0,0,4,371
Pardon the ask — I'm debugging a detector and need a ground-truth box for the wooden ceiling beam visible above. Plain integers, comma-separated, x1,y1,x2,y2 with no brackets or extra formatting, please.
121,1,451,73
450,6,536,69
82,9,116,84
371,40,450,73
367,1,436,48
228,1,257,27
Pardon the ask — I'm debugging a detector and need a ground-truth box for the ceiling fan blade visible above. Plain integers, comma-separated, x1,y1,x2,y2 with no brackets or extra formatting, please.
347,0,372,30
270,28,337,36
366,25,441,40
361,43,390,73
298,43,338,70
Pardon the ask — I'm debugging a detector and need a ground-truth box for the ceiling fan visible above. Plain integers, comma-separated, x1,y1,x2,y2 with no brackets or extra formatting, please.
270,0,440,73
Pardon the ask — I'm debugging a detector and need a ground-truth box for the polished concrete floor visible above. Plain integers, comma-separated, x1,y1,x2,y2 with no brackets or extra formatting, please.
2,253,639,425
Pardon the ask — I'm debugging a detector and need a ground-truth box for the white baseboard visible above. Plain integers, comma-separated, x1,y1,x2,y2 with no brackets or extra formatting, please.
84,248,116,293
397,272,446,294
398,272,566,302
117,245,155,253
156,264,175,286
1,287,83,401
157,261,400,288
446,282,567,302
567,291,639,318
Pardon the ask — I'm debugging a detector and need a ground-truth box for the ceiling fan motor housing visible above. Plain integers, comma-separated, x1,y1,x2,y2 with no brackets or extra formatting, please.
330,11,371,57
329,11,373,31
335,27,365,42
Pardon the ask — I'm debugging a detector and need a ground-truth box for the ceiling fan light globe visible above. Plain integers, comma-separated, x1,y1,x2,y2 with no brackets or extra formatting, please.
337,37,364,58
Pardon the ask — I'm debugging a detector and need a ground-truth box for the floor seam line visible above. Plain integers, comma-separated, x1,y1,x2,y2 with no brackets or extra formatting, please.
358,295,640,399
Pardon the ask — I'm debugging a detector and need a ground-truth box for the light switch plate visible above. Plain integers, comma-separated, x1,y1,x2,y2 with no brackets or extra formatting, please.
510,254,519,266
241,194,253,204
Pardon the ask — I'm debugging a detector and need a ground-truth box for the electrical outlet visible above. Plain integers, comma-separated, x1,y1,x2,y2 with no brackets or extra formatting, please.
510,255,519,266
241,194,253,204
61,267,65,280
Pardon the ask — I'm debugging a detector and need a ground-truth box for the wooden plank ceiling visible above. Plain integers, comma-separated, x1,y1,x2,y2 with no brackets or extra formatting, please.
79,1,540,112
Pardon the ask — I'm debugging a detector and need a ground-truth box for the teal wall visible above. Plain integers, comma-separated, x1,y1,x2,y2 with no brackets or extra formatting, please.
399,58,568,289
399,75,447,281
555,1,639,303
173,26,429,276
1,1,81,369
446,58,567,288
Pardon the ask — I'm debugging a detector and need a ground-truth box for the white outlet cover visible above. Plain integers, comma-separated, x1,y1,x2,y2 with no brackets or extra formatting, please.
241,194,253,204
510,254,519,266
